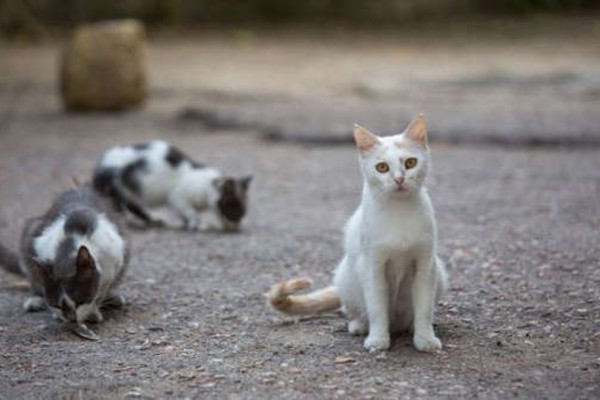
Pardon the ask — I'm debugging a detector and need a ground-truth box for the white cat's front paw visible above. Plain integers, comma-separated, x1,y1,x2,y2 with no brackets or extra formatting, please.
413,334,442,352
364,334,390,352
348,319,368,336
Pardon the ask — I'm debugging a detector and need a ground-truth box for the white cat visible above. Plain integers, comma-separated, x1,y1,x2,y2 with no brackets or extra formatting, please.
268,115,447,352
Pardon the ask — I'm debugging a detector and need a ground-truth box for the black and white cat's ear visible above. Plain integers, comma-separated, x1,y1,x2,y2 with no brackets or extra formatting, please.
212,177,226,190
75,246,95,274
404,114,428,146
353,124,380,154
238,175,252,191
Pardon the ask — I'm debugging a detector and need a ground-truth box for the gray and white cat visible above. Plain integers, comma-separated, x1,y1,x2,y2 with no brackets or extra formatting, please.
0,185,129,340
93,140,252,231
268,115,448,352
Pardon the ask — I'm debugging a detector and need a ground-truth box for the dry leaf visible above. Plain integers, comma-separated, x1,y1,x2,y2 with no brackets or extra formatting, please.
334,356,356,364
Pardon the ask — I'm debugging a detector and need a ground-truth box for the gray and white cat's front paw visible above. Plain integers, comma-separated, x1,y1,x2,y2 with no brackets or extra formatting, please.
23,296,46,312
102,293,126,309
413,333,442,352
86,309,104,324
364,334,391,352
76,304,103,324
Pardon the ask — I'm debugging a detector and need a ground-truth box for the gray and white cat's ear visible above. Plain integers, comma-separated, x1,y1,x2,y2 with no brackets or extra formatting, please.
353,124,380,154
404,114,428,146
75,246,95,274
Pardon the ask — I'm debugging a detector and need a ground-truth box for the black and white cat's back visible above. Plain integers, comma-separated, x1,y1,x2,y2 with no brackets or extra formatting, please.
93,140,252,231
1,185,129,340
94,140,199,207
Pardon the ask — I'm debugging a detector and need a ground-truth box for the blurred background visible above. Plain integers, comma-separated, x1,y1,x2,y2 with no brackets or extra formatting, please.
1,0,599,144
1,1,600,31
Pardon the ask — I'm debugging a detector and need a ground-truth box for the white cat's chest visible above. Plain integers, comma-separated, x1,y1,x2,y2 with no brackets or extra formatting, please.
368,202,433,255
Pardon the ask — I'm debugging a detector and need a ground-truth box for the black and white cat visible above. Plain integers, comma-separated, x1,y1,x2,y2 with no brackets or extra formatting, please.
0,185,129,340
93,140,252,231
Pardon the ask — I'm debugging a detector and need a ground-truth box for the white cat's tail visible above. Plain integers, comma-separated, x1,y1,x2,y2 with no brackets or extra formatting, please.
267,278,341,315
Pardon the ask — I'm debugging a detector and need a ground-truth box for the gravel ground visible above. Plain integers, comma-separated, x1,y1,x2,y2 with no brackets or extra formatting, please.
1,20,599,399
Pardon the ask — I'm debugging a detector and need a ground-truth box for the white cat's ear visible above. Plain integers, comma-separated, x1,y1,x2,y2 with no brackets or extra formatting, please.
353,124,380,154
404,114,428,146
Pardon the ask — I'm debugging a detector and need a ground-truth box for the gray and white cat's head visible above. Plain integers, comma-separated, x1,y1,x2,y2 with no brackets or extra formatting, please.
212,175,252,231
354,115,430,196
33,209,102,323
37,245,99,323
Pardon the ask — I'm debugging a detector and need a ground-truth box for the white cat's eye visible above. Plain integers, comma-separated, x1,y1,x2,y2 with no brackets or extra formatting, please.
375,162,390,173
405,158,418,169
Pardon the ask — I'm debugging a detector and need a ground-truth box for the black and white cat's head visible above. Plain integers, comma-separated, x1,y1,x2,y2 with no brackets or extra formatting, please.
213,175,252,231
37,245,100,324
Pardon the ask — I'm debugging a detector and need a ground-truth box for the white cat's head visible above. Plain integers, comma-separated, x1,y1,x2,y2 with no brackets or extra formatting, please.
354,115,430,196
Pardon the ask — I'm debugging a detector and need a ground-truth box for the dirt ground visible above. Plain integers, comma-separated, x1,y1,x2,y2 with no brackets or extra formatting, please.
0,17,599,399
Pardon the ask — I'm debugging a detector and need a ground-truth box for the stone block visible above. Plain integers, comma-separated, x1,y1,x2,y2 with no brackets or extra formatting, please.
60,19,147,111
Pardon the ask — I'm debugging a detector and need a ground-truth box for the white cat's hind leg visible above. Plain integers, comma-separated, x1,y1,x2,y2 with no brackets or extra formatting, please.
334,257,370,337
348,319,368,336
435,255,448,300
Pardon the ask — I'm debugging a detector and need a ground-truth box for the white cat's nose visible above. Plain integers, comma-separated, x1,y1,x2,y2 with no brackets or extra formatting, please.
394,177,405,187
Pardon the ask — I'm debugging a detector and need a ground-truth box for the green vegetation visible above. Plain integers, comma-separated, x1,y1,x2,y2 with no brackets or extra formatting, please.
1,0,599,37
493,0,598,12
